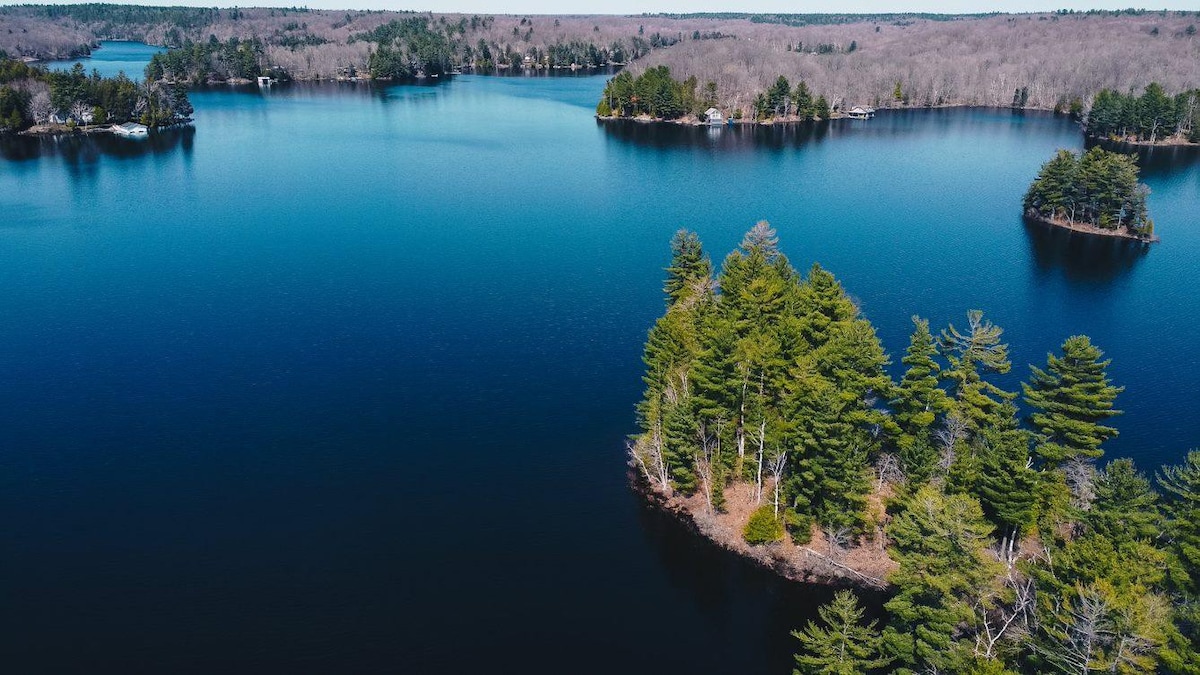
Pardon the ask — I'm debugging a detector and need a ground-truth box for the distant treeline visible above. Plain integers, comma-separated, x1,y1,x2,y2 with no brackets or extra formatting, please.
1023,147,1153,238
1086,83,1200,144
146,37,266,82
644,12,998,25
0,57,190,132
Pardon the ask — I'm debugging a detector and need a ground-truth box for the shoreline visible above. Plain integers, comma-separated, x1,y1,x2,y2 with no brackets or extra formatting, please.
597,103,1066,128
630,469,894,590
1024,211,1159,243
18,120,192,137
1088,132,1199,148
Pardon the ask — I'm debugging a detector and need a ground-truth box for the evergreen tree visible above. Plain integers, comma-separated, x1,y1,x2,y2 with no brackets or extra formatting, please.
1023,335,1123,466
883,485,997,674
1088,458,1161,544
892,316,951,481
974,403,1038,544
939,310,1015,433
793,590,891,675
663,229,711,307
1158,450,1200,591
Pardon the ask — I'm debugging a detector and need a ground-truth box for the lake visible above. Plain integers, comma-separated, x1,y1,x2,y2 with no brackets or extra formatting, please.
2,42,1198,674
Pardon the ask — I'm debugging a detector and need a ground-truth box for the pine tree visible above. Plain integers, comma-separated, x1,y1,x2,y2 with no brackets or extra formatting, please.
663,229,711,307
974,403,1038,546
792,590,891,675
893,317,950,435
882,485,997,673
939,310,1015,433
1087,458,1161,544
1023,335,1123,466
1158,450,1200,591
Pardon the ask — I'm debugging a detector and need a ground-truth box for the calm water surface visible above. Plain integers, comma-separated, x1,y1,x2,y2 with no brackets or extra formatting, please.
42,40,164,78
2,44,1199,674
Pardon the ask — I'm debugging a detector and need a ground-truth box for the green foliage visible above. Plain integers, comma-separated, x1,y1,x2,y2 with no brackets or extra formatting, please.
356,18,454,79
598,66,698,119
1087,83,1200,143
1024,335,1123,465
744,504,785,544
939,310,1015,433
628,226,1199,675
147,37,267,82
883,485,997,672
1024,147,1153,235
1159,450,1200,591
0,85,30,131
792,590,891,674
784,509,814,544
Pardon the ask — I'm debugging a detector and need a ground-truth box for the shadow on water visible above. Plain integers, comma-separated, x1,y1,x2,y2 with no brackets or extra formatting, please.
0,125,195,163
599,118,836,152
1023,216,1150,283
634,493,886,673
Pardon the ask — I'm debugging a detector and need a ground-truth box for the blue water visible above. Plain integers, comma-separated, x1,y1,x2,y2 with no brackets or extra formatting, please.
42,40,163,79
2,46,1199,674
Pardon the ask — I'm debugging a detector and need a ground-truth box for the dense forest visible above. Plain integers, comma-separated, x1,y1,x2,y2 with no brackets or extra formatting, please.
3,7,1199,114
597,66,830,122
1024,147,1154,240
633,224,1198,673
0,56,190,132
1086,83,1200,145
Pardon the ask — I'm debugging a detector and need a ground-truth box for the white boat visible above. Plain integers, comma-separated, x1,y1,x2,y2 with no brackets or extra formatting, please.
111,122,149,137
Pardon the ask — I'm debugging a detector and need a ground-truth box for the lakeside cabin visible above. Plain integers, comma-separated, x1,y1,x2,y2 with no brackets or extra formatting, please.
257,76,277,87
705,108,725,126
112,122,148,137
847,106,876,119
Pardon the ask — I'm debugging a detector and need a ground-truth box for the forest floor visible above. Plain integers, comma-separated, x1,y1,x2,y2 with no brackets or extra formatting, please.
636,476,897,589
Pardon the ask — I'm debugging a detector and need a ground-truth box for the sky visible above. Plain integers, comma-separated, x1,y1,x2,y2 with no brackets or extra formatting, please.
8,0,1200,14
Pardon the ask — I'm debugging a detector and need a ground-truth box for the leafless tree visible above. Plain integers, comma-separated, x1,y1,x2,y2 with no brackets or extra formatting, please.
873,451,904,491
823,525,852,561
28,90,53,124
629,422,670,495
768,449,786,518
935,413,969,480
971,568,1035,660
694,422,717,514
1062,457,1097,512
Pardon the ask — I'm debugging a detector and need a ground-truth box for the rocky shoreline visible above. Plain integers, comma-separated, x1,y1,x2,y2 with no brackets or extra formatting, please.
630,469,895,590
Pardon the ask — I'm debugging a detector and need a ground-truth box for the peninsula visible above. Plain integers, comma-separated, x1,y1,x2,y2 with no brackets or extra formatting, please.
633,223,1199,673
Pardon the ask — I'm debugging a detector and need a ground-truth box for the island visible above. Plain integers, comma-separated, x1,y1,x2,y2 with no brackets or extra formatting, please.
1023,147,1157,242
0,57,191,135
632,224,1199,673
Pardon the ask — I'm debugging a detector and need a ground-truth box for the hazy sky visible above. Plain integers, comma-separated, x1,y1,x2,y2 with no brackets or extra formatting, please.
14,0,1200,14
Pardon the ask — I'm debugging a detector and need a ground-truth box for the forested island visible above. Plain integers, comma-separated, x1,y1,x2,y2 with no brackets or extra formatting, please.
633,224,1198,673
1024,147,1156,242
0,55,191,134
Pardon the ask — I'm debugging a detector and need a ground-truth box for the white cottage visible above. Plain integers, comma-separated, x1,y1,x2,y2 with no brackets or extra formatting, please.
112,122,149,137
704,107,725,126
847,106,876,119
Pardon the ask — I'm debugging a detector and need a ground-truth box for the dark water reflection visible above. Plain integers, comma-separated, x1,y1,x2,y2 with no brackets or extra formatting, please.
1024,217,1151,283
0,125,195,163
